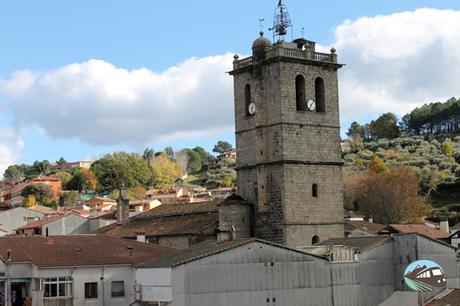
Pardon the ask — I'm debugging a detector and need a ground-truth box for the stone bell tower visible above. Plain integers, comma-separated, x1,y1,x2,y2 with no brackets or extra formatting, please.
229,1,344,247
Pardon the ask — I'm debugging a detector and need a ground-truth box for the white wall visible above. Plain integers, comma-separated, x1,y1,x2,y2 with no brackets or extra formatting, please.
43,214,88,236
0,207,43,233
0,263,137,306
136,268,172,302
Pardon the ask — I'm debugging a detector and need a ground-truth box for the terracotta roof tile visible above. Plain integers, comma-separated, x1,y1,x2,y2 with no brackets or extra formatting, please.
95,211,218,238
385,224,451,240
0,235,175,267
345,220,386,235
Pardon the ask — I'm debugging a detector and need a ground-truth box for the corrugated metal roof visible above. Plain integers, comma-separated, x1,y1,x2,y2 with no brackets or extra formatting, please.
138,238,327,269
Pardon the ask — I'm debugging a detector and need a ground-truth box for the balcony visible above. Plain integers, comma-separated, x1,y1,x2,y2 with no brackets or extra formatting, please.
233,45,337,70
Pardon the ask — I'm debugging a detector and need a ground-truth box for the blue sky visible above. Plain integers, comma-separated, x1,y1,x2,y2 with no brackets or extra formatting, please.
1,0,460,172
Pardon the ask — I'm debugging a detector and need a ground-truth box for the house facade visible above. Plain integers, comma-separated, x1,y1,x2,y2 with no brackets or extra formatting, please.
0,235,174,306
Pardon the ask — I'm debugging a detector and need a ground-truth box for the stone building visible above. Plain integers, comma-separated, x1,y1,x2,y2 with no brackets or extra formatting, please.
229,23,344,246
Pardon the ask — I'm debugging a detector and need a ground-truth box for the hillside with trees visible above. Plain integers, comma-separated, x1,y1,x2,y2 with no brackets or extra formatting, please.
344,97,460,226
2,141,236,207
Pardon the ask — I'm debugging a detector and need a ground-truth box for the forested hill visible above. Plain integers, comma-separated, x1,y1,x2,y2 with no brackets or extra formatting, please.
343,97,460,226
347,97,460,141
402,97,460,135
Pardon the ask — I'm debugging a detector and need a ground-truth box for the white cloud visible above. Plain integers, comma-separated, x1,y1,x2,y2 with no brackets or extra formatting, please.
0,129,24,176
3,55,235,146
334,8,460,121
2,8,460,147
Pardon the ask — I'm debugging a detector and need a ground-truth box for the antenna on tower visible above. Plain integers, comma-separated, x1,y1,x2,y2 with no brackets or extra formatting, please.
269,0,292,43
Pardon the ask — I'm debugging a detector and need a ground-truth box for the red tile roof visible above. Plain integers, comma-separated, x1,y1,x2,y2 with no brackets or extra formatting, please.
385,224,451,240
16,215,65,230
95,202,219,238
0,235,175,267
345,220,386,235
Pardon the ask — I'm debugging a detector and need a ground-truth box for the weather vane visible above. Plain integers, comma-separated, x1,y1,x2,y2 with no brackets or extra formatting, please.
258,18,265,32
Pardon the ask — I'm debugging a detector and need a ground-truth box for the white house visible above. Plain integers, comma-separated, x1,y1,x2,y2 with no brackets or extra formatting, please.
0,235,174,306
0,207,44,235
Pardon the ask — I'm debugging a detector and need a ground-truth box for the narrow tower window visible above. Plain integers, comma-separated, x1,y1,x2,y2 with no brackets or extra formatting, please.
312,235,320,245
312,184,319,198
315,77,325,113
295,75,306,111
245,84,252,116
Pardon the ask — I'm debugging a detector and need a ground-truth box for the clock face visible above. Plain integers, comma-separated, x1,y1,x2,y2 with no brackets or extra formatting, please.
307,99,316,112
248,103,256,115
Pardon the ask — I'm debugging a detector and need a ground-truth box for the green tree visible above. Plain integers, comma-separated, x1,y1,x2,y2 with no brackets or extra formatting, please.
151,153,182,189
51,171,72,188
108,186,147,201
56,157,67,165
368,113,400,140
32,160,51,175
221,176,233,187
176,149,202,174
3,165,25,182
346,122,366,140
193,146,216,166
142,148,155,165
21,184,55,206
212,140,233,154
164,146,175,160
59,191,79,206
91,152,153,192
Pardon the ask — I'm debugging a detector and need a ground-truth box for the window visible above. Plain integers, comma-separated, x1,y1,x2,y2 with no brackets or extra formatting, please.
295,75,306,111
43,277,72,298
312,235,320,245
432,269,442,276
245,84,252,116
111,281,125,297
312,184,319,198
315,77,325,113
84,282,98,299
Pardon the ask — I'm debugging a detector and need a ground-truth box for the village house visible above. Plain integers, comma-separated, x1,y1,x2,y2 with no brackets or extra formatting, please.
380,224,452,244
30,176,62,199
84,197,116,212
48,160,93,172
216,148,236,162
0,235,174,306
344,220,386,237
96,194,252,249
15,213,88,237
0,207,44,236
129,199,161,214
145,186,186,205
1,176,62,208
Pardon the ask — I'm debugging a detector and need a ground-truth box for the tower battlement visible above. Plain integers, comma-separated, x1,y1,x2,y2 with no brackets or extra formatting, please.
232,37,341,71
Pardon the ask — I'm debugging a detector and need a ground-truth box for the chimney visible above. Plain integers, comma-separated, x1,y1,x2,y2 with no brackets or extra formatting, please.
117,184,129,225
439,220,449,233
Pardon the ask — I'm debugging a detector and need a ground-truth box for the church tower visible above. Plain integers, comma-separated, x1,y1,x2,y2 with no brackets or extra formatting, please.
229,1,344,247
